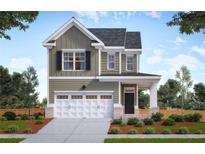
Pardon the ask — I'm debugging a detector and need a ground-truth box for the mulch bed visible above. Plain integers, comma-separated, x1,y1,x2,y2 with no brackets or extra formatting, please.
109,121,205,134
0,118,53,134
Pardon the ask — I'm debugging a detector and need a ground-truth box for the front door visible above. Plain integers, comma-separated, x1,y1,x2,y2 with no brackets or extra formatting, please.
125,93,134,114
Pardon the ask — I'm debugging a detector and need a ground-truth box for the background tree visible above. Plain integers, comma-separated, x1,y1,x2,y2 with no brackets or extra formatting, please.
0,11,38,40
175,65,193,106
167,11,205,35
193,83,205,102
40,98,47,108
138,90,149,109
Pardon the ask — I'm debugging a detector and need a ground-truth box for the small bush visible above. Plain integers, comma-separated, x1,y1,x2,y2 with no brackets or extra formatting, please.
0,116,7,121
135,121,144,127
111,119,122,125
183,114,193,122
194,130,203,134
192,113,202,122
38,115,44,120
127,118,139,125
176,127,189,134
143,118,153,125
25,128,33,134
19,114,30,120
169,114,184,122
29,115,35,120
3,111,16,120
35,120,43,125
161,128,172,134
151,112,164,122
7,125,19,133
33,112,44,120
109,127,121,134
128,129,137,134
120,122,127,126
15,116,21,121
143,127,155,134
162,118,175,126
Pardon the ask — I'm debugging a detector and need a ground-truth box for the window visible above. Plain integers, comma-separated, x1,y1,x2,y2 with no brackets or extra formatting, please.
86,95,97,99
63,51,85,71
126,55,134,71
57,95,68,99
71,95,83,99
100,95,112,99
108,54,115,70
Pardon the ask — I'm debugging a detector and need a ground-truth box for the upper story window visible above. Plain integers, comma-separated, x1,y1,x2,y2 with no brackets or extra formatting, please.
63,51,85,71
107,53,115,70
126,55,134,71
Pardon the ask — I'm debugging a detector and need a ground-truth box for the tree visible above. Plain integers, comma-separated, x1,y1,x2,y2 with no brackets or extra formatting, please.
167,11,205,35
40,98,47,108
175,65,193,105
158,79,181,107
0,11,39,40
193,83,205,102
138,90,149,109
22,66,39,108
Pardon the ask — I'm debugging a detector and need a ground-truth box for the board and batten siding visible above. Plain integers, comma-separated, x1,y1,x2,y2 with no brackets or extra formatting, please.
49,26,98,76
49,79,118,104
121,54,137,73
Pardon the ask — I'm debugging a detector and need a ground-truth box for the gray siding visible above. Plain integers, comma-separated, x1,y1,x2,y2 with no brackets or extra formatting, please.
49,26,98,76
101,52,119,74
49,79,118,104
121,54,137,73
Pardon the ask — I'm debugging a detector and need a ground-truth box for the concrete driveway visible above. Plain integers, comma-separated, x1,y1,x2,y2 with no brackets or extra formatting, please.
23,118,111,143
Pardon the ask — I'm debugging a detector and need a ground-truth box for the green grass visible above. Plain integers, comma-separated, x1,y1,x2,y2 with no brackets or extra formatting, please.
0,138,24,143
0,121,29,130
104,138,205,143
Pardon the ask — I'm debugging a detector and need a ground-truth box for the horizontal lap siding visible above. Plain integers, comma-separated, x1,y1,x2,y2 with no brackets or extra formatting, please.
49,26,98,76
49,79,118,104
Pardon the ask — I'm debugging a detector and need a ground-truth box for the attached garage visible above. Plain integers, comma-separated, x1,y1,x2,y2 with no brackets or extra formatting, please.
54,91,113,118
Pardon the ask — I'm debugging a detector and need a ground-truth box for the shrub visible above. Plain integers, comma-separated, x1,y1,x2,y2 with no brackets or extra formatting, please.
120,122,127,126
25,128,33,134
15,116,21,121
151,112,164,122
143,127,155,134
176,127,189,134
38,115,44,120
33,112,44,120
128,129,137,134
143,118,153,125
0,116,7,121
19,114,30,120
7,125,19,133
3,111,16,120
109,127,121,134
169,114,184,122
35,120,43,125
135,120,144,127
161,128,172,134
192,113,202,122
162,118,175,126
127,118,139,125
29,115,35,120
183,114,193,122
111,119,122,125
194,130,203,134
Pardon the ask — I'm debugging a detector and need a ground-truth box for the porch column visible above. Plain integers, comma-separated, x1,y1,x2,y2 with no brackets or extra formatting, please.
98,49,101,76
135,84,138,109
119,52,121,74
118,81,121,105
150,81,158,108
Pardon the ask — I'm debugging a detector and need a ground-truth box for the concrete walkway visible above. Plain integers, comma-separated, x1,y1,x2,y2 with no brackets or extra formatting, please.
22,118,111,143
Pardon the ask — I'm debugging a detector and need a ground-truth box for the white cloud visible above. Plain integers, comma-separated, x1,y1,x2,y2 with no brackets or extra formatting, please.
147,49,163,64
75,11,107,23
8,57,33,71
165,54,202,70
191,46,205,56
174,36,186,45
145,11,161,19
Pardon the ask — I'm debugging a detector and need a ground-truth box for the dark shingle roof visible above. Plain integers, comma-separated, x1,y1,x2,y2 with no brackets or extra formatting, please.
88,28,141,49
101,72,161,77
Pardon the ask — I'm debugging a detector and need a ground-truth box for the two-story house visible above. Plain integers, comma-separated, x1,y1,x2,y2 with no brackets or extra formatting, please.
43,17,161,119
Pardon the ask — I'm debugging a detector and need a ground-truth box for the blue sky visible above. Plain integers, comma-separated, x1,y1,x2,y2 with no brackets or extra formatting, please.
0,11,205,100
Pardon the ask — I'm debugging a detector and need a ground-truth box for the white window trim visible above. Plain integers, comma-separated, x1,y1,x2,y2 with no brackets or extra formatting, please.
107,53,116,70
62,49,86,71
126,54,134,71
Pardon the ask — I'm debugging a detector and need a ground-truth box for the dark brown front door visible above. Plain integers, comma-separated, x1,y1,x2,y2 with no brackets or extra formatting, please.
125,93,134,114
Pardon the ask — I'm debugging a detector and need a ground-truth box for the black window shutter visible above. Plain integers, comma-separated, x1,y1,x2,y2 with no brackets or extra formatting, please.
56,50,62,71
85,50,91,70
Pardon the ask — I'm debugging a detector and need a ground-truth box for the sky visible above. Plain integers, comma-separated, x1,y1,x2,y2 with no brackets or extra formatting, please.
0,11,205,100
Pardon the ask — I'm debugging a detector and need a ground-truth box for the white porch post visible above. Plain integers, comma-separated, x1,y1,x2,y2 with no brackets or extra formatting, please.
135,84,138,109
150,81,158,108
119,52,121,74
98,49,101,76
118,81,121,105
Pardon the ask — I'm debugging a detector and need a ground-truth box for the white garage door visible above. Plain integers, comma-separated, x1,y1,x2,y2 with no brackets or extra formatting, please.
54,92,113,118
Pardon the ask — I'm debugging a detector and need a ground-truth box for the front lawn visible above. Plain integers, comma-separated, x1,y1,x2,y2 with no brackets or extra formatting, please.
0,138,24,143
104,138,205,143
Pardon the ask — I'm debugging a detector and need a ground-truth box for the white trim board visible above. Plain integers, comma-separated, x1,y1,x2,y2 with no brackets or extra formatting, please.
54,90,114,94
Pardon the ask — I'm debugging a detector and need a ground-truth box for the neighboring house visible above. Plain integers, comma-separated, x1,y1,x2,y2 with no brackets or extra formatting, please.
43,17,161,119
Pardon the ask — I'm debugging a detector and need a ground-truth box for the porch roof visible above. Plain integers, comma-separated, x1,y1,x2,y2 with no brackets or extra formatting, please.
101,72,161,77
